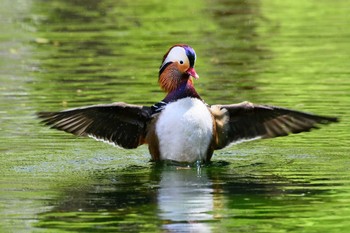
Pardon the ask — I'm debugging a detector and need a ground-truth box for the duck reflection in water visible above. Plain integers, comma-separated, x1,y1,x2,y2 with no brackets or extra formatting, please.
157,166,214,232
35,165,221,232
35,163,334,232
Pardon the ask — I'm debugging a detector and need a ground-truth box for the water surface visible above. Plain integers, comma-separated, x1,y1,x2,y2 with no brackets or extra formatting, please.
1,0,349,232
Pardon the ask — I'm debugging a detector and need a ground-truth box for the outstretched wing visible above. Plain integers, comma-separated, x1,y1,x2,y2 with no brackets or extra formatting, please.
37,103,152,149
211,101,338,149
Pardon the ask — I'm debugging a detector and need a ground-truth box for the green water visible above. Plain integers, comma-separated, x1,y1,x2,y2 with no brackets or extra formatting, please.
1,0,349,232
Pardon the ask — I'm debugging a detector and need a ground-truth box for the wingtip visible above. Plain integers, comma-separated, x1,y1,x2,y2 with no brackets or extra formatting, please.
332,116,339,123
36,111,52,122
36,111,53,119
320,115,339,124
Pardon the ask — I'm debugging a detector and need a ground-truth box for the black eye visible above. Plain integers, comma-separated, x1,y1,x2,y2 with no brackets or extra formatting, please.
179,60,184,64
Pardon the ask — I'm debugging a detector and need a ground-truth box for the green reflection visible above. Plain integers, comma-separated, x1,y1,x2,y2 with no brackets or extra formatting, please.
0,0,349,232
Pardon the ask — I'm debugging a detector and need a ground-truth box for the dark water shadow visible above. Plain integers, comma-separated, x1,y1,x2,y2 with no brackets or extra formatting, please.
35,161,336,232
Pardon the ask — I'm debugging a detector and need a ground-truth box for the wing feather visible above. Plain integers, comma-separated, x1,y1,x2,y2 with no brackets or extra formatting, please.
211,101,338,149
37,102,152,149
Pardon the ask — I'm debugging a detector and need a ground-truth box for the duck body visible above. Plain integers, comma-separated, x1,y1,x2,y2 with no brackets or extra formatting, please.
156,97,213,163
151,77,214,163
38,44,338,163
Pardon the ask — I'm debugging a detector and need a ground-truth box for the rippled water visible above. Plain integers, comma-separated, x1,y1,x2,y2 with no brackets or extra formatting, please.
1,0,349,232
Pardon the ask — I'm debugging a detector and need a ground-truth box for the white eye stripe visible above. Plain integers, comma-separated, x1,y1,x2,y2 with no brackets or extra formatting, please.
160,46,189,70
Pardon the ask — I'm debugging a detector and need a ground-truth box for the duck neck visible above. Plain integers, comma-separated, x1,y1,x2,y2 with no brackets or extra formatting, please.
163,78,201,103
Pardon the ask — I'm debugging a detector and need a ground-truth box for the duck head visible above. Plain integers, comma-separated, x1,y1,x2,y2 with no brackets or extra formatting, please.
159,44,199,92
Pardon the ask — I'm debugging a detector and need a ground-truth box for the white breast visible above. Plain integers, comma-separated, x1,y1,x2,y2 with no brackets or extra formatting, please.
155,98,213,163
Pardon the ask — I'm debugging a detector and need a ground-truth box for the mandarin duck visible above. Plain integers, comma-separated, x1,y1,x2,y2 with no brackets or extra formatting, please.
38,44,338,163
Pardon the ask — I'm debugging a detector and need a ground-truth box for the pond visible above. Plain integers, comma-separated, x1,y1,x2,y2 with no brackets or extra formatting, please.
1,0,349,232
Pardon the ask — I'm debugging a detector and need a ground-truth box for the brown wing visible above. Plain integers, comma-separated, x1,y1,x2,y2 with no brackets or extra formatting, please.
37,102,152,149
211,101,338,149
